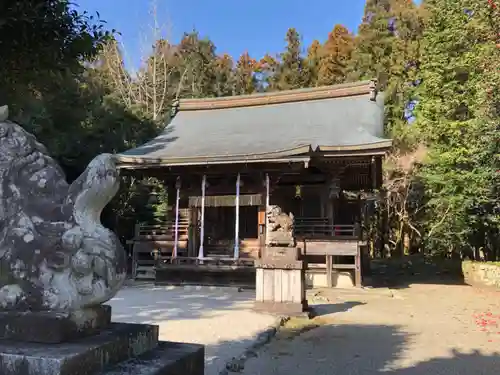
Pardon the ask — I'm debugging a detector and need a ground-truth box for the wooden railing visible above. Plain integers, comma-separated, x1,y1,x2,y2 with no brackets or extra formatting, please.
133,218,190,240
294,217,361,240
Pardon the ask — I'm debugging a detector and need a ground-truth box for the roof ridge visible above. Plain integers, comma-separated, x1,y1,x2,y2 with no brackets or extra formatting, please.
178,79,378,111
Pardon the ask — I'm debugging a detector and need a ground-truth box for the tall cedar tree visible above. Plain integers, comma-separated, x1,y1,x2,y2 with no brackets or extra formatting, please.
269,28,309,91
347,0,425,141
305,40,321,86
348,0,394,82
384,0,426,142
415,0,500,259
317,25,354,86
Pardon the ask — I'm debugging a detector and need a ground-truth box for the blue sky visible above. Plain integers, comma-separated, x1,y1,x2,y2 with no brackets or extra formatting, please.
77,0,367,69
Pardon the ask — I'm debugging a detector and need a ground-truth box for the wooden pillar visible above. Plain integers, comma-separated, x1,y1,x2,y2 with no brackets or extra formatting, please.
371,156,377,191
173,177,181,258
234,173,240,259
355,246,362,287
265,173,270,246
197,174,206,259
326,255,333,287
257,206,266,258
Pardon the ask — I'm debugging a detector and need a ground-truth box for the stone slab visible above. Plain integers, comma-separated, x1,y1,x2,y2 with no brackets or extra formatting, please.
0,323,159,375
101,341,205,375
0,305,112,343
253,301,310,317
255,260,304,269
262,247,300,261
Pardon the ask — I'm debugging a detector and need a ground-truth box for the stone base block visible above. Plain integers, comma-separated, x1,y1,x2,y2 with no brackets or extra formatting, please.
254,301,311,318
102,341,204,375
0,323,159,375
0,305,112,343
305,271,355,288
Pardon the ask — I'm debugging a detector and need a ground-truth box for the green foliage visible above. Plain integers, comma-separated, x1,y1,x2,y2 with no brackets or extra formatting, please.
414,0,500,259
268,28,310,91
348,0,395,82
0,0,112,104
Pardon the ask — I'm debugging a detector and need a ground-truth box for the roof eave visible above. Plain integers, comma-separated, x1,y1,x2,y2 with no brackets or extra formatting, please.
116,155,311,170
316,140,393,153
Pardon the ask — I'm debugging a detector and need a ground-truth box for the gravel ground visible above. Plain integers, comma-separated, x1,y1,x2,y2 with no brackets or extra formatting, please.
240,284,500,375
108,284,276,375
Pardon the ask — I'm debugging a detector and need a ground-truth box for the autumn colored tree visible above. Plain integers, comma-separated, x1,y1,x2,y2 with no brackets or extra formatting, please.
317,25,354,86
213,53,235,97
233,52,258,95
255,53,279,91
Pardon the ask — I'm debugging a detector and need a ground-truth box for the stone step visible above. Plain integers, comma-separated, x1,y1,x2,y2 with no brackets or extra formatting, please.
0,323,159,375
100,341,204,375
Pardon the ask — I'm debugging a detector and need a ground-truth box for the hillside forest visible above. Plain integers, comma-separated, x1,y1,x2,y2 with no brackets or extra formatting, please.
1,0,499,260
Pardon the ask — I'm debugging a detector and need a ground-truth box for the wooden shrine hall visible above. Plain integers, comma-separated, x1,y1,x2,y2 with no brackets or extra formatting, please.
116,79,392,288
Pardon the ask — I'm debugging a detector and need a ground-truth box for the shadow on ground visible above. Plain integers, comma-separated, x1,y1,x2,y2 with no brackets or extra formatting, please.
109,285,254,322
213,323,500,375
311,301,366,317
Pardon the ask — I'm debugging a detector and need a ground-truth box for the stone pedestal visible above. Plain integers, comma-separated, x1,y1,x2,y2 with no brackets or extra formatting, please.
0,307,204,375
254,247,309,317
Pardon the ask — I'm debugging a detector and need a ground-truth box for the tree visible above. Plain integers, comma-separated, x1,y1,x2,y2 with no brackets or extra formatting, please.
305,40,322,86
268,28,309,91
175,31,218,98
414,0,500,259
233,52,258,95
348,0,394,82
213,54,235,97
0,0,111,105
317,25,354,86
383,0,426,142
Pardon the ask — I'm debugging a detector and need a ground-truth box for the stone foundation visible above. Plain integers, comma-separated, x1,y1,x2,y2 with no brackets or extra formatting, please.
462,261,500,289
0,308,204,375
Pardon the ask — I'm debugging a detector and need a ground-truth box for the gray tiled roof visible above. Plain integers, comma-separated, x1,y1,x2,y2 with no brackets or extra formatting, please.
118,82,391,167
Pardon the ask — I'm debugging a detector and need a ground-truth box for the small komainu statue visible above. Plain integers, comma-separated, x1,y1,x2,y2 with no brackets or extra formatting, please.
266,205,295,247
0,106,126,312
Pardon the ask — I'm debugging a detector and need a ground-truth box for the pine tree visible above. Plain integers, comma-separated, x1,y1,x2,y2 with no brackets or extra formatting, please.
317,25,354,86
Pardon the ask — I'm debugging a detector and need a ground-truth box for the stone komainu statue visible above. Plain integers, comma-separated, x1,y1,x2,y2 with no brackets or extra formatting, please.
0,106,126,312
266,205,295,247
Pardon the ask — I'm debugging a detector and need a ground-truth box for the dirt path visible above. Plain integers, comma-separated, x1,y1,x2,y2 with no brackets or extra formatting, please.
239,284,500,375
108,285,277,375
